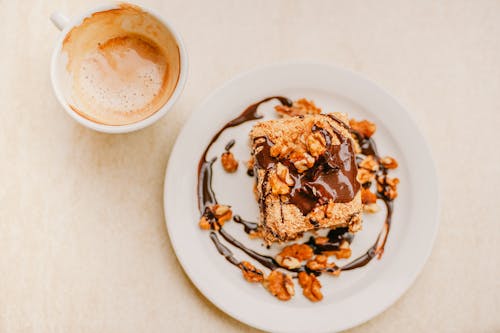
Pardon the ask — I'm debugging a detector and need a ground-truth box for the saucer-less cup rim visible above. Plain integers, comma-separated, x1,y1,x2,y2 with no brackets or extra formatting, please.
50,2,188,134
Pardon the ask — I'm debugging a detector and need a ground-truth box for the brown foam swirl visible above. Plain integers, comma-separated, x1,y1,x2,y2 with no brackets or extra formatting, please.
62,4,180,126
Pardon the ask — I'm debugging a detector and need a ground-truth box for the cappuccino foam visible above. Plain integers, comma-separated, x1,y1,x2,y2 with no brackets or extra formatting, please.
75,36,167,122
61,4,181,126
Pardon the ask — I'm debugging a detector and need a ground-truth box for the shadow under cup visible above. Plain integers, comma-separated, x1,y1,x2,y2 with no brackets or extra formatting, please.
54,4,181,127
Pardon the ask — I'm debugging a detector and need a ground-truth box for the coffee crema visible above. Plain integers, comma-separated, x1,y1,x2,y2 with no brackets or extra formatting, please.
62,4,180,126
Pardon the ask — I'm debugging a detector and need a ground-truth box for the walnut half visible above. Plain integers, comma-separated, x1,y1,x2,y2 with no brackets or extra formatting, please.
277,244,314,262
380,156,398,169
263,271,295,301
298,272,323,302
306,131,327,157
275,98,322,117
361,188,377,204
359,155,379,172
198,204,232,230
269,170,290,195
292,152,315,173
239,261,264,283
349,119,376,138
221,151,238,173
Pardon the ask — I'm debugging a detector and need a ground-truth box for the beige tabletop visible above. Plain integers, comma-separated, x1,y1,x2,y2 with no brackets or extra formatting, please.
1,0,499,332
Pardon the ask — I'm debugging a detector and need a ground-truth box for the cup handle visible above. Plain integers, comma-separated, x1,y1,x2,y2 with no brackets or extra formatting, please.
50,11,69,31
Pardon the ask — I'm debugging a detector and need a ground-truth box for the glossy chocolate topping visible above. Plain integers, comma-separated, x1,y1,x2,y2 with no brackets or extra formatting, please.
252,117,360,215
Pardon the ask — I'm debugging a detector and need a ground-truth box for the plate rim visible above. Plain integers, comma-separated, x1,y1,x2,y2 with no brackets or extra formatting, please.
163,61,440,332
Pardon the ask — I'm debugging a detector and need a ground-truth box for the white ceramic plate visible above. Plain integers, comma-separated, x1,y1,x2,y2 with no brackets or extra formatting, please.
164,63,439,333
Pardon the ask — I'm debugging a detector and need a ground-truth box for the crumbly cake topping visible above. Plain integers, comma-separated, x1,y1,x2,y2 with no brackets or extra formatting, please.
250,112,362,243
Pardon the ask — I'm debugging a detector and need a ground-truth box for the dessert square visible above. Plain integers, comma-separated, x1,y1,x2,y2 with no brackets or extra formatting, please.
249,113,362,243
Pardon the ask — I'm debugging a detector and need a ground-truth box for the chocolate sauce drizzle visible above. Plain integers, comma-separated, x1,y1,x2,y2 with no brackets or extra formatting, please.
342,200,393,270
305,227,354,254
196,96,395,278
338,129,394,270
197,96,292,212
233,215,259,234
219,228,281,270
210,232,240,266
198,157,217,212
351,129,378,156
224,139,235,151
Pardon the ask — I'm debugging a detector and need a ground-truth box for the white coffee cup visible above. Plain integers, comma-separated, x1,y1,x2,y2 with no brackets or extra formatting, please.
50,2,188,133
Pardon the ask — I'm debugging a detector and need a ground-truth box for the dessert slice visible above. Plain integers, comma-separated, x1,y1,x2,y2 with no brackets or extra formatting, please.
249,112,362,243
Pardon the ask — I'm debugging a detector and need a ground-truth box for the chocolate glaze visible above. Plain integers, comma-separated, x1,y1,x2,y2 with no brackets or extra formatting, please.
252,117,360,215
291,121,360,214
253,136,276,170
197,95,396,279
